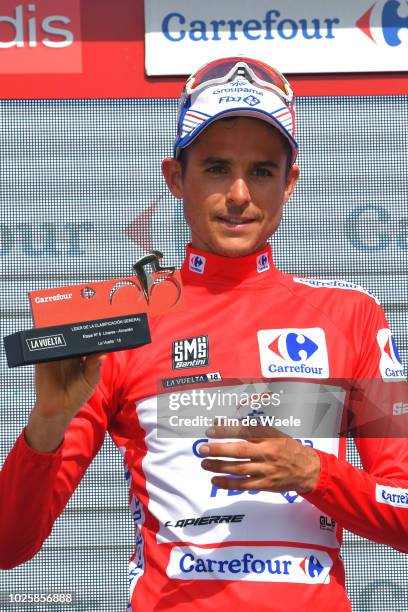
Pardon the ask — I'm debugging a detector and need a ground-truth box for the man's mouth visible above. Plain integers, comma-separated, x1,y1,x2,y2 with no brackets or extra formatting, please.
217,216,256,228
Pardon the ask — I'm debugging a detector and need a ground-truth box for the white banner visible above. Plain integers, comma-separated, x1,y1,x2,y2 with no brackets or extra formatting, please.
144,0,408,75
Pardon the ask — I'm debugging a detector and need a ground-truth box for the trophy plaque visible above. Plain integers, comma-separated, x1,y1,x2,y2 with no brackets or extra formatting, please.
4,251,182,367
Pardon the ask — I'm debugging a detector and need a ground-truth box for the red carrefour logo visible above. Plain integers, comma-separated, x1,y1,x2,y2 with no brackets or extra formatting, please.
0,1,81,73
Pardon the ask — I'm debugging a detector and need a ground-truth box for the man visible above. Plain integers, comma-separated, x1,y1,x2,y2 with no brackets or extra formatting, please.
0,57,407,611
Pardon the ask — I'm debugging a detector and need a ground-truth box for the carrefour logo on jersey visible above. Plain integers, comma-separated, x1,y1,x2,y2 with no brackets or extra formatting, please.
376,484,408,508
256,252,270,273
293,277,381,305
257,328,329,379
377,328,405,380
189,253,206,274
166,545,332,584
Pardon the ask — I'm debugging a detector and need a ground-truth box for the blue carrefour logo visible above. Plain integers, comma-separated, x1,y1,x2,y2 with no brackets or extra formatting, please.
256,253,270,273
286,333,318,361
300,554,324,578
271,333,318,362
308,555,324,578
383,0,408,45
189,253,206,274
391,335,403,365
356,0,408,46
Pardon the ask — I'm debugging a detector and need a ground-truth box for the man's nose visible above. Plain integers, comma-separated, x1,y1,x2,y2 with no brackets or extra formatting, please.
226,177,251,207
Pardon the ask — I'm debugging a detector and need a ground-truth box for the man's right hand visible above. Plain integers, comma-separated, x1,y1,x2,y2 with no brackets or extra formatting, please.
25,353,106,453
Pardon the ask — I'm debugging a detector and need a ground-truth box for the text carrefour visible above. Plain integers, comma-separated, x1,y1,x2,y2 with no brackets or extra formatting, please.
162,11,340,42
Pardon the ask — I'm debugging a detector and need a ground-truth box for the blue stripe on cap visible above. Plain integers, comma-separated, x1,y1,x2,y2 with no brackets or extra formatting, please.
173,107,298,163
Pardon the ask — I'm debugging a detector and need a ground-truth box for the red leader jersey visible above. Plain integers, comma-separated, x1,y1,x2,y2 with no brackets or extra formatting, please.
1,244,408,612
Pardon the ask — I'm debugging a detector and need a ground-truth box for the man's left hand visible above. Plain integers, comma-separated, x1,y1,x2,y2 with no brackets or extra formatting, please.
199,424,321,494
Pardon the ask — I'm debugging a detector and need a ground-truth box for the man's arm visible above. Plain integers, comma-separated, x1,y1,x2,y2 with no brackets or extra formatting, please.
304,294,408,552
0,353,116,569
304,300,408,552
302,433,408,553
200,295,408,552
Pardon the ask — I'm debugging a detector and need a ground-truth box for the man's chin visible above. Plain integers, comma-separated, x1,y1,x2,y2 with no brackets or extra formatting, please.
209,238,264,258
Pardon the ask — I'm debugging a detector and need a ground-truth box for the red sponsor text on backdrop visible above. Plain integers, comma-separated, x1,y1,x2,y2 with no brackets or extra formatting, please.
0,0,81,73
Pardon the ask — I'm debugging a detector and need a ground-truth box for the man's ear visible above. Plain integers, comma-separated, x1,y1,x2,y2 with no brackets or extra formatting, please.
283,163,300,204
162,157,184,199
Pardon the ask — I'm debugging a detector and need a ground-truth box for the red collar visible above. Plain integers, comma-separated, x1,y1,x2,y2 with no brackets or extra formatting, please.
181,244,281,287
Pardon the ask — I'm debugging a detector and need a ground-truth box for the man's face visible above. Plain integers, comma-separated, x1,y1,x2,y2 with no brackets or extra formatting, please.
162,117,299,258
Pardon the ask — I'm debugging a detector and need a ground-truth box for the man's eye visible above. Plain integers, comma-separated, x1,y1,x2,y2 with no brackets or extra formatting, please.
253,167,272,177
206,165,227,174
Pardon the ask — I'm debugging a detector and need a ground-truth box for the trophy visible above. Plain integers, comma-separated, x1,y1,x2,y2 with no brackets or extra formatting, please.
4,251,182,367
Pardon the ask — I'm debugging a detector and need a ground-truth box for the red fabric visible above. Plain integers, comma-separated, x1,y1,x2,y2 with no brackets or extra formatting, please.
1,244,407,611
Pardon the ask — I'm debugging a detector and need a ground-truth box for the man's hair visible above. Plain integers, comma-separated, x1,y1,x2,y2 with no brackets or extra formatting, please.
178,118,293,178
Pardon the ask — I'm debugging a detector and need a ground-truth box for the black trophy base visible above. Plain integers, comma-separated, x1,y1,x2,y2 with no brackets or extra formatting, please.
4,313,151,368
